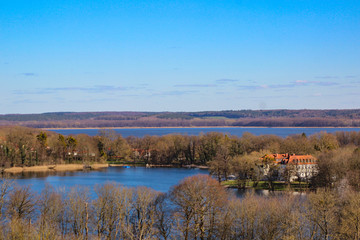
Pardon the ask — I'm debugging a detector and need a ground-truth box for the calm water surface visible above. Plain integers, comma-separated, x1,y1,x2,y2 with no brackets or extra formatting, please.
49,127,360,138
10,167,306,198
12,166,208,194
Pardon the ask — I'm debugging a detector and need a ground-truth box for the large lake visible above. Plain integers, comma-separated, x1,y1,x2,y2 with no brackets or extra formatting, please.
11,166,208,195
48,127,360,138
10,167,295,198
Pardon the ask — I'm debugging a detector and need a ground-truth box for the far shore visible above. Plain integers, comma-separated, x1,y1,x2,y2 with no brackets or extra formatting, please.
41,126,360,130
3,163,109,174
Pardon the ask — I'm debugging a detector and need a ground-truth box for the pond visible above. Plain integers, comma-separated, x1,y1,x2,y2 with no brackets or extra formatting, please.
10,166,209,195
8,167,307,198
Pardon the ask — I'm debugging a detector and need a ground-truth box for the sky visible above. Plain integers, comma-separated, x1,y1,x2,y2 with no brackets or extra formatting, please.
1,0,359,114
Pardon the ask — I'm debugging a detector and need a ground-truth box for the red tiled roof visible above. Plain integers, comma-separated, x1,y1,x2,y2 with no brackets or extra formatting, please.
288,155,317,165
263,153,317,165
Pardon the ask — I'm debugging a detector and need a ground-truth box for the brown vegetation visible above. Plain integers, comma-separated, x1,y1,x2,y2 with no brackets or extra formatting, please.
3,164,109,174
1,125,360,238
1,109,360,128
0,175,359,239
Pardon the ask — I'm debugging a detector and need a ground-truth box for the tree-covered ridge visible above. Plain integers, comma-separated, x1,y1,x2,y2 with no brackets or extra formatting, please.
0,112,150,122
1,109,360,128
159,109,360,119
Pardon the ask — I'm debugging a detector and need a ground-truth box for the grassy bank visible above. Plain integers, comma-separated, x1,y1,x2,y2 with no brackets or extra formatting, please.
222,180,310,191
107,160,146,166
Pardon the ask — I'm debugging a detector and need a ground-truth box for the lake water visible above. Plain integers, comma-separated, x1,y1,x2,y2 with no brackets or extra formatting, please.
9,167,306,198
48,127,360,138
11,166,208,195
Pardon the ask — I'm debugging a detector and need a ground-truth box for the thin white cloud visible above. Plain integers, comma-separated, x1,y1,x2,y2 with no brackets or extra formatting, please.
21,73,37,77
216,79,239,84
152,90,197,96
315,75,339,79
174,84,217,88
236,80,339,91
13,85,128,95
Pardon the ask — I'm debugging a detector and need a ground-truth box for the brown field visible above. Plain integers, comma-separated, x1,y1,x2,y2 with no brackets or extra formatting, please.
3,163,109,173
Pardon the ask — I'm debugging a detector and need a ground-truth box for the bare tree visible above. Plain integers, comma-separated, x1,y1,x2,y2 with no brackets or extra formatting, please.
114,186,133,239
7,185,37,220
37,185,66,239
153,193,173,240
93,183,124,239
0,176,12,220
66,186,91,239
339,190,360,240
126,186,159,240
306,189,339,240
232,152,262,189
228,192,261,240
170,174,229,240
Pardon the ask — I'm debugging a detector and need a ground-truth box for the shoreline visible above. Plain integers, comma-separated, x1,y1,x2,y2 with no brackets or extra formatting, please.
3,163,109,174
109,163,209,169
3,163,208,174
42,126,360,130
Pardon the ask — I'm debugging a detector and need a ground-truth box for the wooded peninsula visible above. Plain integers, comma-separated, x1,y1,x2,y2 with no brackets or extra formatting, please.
1,109,360,128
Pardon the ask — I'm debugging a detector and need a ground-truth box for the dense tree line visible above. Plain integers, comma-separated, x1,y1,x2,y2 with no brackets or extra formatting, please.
0,175,360,239
1,109,360,128
2,117,360,128
2,109,360,121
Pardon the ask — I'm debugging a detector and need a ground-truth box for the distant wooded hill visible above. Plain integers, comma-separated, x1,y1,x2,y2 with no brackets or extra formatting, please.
0,110,360,128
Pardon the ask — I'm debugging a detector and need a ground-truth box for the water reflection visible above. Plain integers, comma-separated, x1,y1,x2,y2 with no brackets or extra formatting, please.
6,170,80,179
9,166,208,194
232,188,307,198
6,167,308,199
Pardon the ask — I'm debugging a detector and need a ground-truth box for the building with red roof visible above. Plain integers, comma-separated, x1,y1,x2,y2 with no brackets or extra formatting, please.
262,153,318,181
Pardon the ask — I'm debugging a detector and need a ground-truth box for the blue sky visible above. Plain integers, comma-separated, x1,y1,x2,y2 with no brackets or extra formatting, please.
1,0,359,114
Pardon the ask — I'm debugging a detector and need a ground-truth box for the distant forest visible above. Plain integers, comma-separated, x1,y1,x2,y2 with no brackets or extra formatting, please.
1,109,360,128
